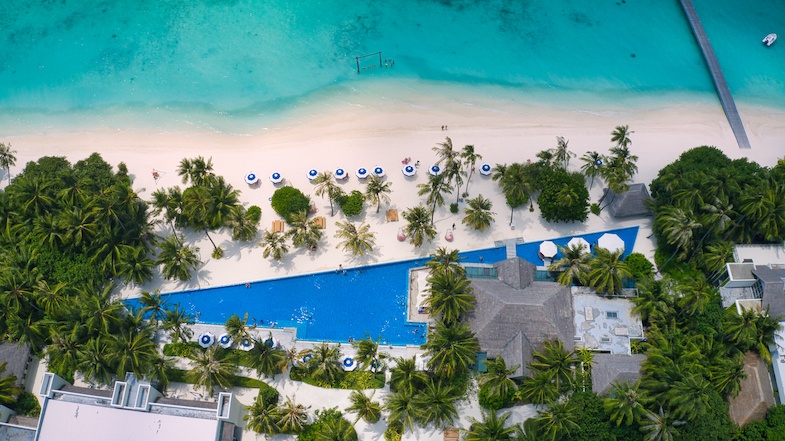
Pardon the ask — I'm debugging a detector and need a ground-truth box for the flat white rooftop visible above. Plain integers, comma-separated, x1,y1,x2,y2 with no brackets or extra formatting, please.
36,399,220,441
734,244,785,266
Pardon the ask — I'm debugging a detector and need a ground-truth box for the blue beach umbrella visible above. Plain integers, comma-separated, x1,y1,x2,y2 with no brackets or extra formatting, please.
307,169,318,181
239,337,254,351
218,333,232,349
479,163,492,176
335,168,347,180
198,332,216,348
264,337,278,348
270,172,283,184
402,165,416,177
342,357,357,371
356,167,369,179
429,165,442,176
245,172,259,185
373,166,385,178
302,354,313,364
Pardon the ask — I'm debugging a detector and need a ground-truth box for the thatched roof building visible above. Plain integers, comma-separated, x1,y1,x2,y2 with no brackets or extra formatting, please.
591,353,646,394
604,183,653,218
0,342,31,387
465,258,574,378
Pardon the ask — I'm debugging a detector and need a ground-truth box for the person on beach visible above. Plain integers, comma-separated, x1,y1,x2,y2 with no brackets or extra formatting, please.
337,264,342,274
451,223,456,230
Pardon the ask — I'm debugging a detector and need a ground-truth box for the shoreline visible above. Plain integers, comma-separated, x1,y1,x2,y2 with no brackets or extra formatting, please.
2,83,784,299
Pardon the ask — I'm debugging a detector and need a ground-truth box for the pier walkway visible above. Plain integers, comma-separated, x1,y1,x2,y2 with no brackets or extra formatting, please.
679,0,751,149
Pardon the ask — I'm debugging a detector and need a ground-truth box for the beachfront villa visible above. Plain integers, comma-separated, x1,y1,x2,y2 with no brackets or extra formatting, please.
720,243,785,405
0,372,241,441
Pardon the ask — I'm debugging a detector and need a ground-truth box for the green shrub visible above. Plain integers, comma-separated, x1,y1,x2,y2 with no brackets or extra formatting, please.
163,342,197,357
259,384,280,407
478,383,514,410
271,186,311,223
536,169,590,223
337,371,385,390
14,391,41,417
590,203,601,215
624,252,654,282
450,203,459,213
211,246,224,259
247,205,262,222
384,421,403,441
339,190,364,217
298,407,345,441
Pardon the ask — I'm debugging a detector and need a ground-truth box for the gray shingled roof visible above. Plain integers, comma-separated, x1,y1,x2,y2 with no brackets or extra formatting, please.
0,342,31,388
754,266,785,319
466,258,574,378
604,183,653,218
591,353,646,394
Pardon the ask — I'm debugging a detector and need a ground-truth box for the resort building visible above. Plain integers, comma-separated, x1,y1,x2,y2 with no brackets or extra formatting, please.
464,257,574,378
591,353,646,394
0,372,242,441
572,288,644,355
601,183,654,218
720,243,785,405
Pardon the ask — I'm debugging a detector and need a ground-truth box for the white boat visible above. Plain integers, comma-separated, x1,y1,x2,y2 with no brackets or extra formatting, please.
763,33,777,47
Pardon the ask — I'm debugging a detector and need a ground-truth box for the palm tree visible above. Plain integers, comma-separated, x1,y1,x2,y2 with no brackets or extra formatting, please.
302,342,343,385
551,136,575,170
640,407,684,441
464,410,518,441
548,244,591,286
579,151,604,189
78,284,123,337
34,280,69,316
60,208,99,248
724,306,780,364
138,291,167,326
462,195,495,232
603,380,647,426
286,210,324,250
161,305,195,343
227,205,259,242
260,230,289,261
710,353,746,398
654,206,701,261
478,356,519,405
528,339,578,393
0,143,17,184
611,125,634,148
425,247,464,275
186,346,237,397
45,326,81,379
116,245,155,287
182,186,222,256
460,144,483,195
315,416,357,441
364,174,392,213
150,186,185,238
156,234,201,282
334,221,376,256
245,335,287,378
225,312,255,344
108,326,159,379
0,362,21,406
346,390,382,424
412,378,460,428
384,389,418,433
417,174,452,224
278,395,310,432
535,401,581,441
423,322,480,378
77,338,115,386
498,163,530,225
177,156,215,186
313,171,342,216
423,269,475,326
9,176,55,217
586,248,632,295
433,136,459,168
402,205,437,247
352,334,387,371
702,241,734,277
388,356,428,394
244,393,282,436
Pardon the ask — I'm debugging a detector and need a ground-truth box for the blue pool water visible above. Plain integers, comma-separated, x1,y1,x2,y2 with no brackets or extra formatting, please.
2,0,783,133
516,226,639,266
129,247,506,346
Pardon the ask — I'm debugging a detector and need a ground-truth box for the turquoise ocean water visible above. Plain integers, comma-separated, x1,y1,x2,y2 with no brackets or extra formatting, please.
1,0,783,133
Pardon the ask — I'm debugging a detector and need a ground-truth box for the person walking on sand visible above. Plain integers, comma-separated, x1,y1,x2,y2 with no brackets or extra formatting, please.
451,223,456,230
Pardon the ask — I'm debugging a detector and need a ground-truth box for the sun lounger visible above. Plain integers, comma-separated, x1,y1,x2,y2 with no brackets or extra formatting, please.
386,209,399,222
272,220,284,233
314,216,326,229
444,428,459,441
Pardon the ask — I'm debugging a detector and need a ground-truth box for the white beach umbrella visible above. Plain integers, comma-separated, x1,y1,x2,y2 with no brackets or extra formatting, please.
539,240,558,259
197,332,216,349
356,167,369,179
429,165,442,176
402,165,416,177
218,333,233,349
244,172,259,185
334,168,347,180
270,172,283,184
597,233,625,253
479,163,492,176
307,169,318,181
239,337,254,351
567,237,591,253
342,357,357,371
373,166,385,178
264,336,278,349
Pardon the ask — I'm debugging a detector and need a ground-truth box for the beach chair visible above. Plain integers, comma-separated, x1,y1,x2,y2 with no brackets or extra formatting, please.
272,220,284,233
443,428,460,441
386,209,399,222
314,216,326,229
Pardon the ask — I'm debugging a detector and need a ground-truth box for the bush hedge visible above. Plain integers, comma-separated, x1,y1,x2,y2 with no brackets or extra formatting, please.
247,205,262,222
338,190,364,217
271,186,311,223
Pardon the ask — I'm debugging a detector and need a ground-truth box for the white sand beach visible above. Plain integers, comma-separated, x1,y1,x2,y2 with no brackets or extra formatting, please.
6,84,785,440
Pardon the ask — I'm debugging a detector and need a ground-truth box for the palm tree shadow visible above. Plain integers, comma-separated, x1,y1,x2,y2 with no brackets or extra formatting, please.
185,266,213,290
346,249,381,266
218,236,253,261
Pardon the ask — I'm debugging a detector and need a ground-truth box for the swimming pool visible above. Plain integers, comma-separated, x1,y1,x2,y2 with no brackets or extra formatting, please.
515,226,640,266
130,247,506,346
